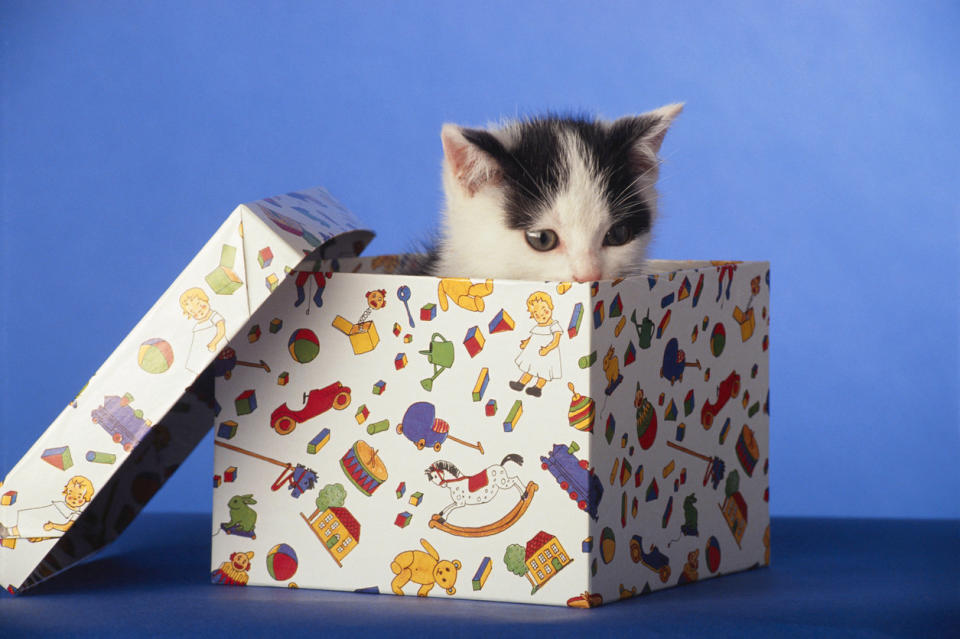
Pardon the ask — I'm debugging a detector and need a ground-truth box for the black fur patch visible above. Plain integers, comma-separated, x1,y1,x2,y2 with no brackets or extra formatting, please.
462,122,568,230
463,115,658,236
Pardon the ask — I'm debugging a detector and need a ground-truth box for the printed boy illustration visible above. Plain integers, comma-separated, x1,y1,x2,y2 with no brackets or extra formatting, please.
510,291,562,397
179,287,227,373
0,476,95,542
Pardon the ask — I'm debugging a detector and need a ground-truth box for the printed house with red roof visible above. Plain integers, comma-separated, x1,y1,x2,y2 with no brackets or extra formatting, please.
304,506,361,566
524,531,571,592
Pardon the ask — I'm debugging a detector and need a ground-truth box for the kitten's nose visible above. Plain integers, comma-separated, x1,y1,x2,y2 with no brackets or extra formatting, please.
573,270,601,283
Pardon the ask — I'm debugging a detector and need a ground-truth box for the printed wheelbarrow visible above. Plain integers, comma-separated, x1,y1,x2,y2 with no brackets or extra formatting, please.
270,381,351,435
396,401,483,454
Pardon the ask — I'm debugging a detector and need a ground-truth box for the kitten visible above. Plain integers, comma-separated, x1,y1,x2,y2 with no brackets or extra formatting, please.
414,104,683,282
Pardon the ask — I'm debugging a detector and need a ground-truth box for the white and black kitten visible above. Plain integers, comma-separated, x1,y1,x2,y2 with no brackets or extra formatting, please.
414,104,683,281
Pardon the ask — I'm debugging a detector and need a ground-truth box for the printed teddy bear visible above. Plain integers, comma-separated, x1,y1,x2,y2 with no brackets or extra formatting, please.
390,538,461,596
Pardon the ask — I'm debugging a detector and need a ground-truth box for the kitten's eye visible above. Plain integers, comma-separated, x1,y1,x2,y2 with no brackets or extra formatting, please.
525,229,559,252
603,221,635,247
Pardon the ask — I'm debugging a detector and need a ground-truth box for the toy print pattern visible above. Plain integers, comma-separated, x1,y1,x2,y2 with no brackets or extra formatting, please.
1,187,371,594
211,249,770,607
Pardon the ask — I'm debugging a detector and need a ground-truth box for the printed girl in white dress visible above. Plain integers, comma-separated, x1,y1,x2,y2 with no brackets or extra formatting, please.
180,287,227,373
510,291,562,397
0,476,94,542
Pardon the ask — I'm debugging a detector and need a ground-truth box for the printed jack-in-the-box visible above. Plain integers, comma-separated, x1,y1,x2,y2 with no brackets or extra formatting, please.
210,206,770,606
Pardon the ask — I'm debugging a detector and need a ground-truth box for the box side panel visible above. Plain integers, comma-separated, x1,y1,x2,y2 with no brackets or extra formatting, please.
586,263,770,604
0,210,251,592
212,272,595,605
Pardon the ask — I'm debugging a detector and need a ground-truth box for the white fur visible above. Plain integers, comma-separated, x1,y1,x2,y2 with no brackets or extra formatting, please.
434,106,680,281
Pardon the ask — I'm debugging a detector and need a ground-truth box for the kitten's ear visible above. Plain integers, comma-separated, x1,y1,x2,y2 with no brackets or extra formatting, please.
637,102,684,154
615,102,684,171
441,124,502,197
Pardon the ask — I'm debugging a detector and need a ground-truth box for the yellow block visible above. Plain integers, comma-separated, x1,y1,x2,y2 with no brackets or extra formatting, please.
1,538,15,549
662,460,675,478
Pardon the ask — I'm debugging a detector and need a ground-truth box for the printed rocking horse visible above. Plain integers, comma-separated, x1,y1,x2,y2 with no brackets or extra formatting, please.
425,455,538,538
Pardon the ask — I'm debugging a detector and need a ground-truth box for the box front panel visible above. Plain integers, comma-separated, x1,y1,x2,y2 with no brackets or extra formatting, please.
212,267,597,605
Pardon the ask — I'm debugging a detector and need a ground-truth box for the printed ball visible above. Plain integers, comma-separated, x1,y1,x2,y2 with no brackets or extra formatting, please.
710,323,726,357
600,527,616,564
266,543,298,581
706,536,722,573
288,329,319,363
138,338,174,374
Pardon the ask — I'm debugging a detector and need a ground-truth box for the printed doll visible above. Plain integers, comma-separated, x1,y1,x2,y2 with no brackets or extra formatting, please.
510,291,562,397
180,287,227,373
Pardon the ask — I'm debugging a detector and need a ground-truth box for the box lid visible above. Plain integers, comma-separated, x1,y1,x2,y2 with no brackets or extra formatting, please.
0,187,373,594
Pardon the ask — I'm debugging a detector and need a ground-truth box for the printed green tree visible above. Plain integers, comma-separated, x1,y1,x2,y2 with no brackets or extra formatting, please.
307,483,346,521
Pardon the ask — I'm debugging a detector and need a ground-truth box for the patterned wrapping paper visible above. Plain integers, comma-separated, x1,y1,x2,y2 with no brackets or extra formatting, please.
211,251,770,607
0,187,373,594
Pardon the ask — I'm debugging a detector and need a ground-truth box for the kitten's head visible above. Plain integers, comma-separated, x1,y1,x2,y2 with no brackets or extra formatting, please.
433,105,682,281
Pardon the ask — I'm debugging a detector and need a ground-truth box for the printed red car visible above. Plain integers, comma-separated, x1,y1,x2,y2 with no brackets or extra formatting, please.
701,371,740,429
270,382,351,435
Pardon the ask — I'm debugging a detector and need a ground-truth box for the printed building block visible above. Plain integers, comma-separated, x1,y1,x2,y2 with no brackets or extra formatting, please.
265,273,280,292
395,512,412,528
605,414,615,445
217,421,238,439
408,492,423,506
665,399,678,421
355,405,370,424
41,446,73,471
684,389,695,416
420,303,437,321
213,475,222,488
278,372,290,386
1,491,17,506
472,557,492,591
235,390,257,415
503,400,523,432
609,294,623,318
394,353,408,370
661,292,675,308
578,351,597,369
657,310,672,339
623,342,636,366
396,482,406,499
269,317,283,333
403,334,413,344
366,420,390,435
85,451,116,464
568,303,583,338
258,246,274,268
372,380,386,395
463,326,485,358
393,322,402,337
488,309,515,334
224,466,238,483
205,244,243,295
472,368,490,402
248,324,261,343
485,399,497,417
593,301,604,329
307,428,330,454
678,276,691,301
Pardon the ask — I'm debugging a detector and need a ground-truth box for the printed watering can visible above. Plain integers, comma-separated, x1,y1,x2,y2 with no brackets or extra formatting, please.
419,332,455,391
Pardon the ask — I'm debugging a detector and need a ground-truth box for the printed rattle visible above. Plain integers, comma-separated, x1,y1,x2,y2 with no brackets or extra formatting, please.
397,285,415,328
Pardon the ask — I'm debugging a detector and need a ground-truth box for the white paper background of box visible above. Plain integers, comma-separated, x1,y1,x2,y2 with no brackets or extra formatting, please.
212,255,769,607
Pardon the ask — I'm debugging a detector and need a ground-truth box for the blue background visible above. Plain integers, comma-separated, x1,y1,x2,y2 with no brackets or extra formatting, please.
2,1,957,519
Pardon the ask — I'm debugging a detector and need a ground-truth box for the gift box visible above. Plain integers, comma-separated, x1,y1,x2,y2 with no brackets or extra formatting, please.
208,195,771,606
2,186,770,607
